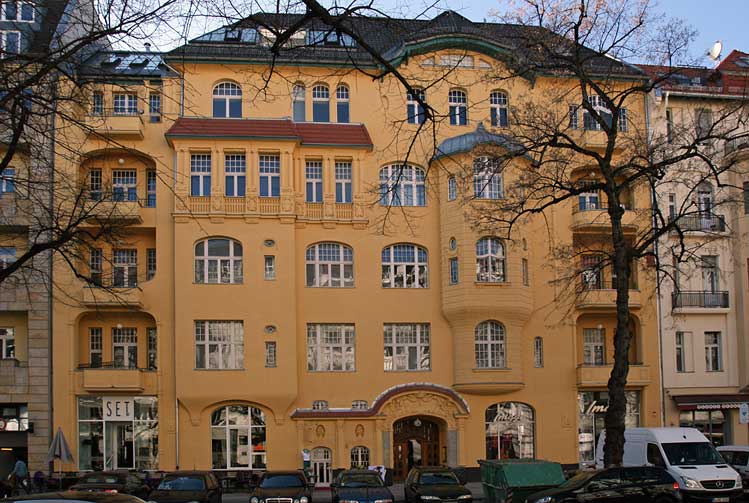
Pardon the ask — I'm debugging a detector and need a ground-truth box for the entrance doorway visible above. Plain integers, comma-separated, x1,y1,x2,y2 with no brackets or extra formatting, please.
393,417,441,481
104,422,133,470
311,447,332,487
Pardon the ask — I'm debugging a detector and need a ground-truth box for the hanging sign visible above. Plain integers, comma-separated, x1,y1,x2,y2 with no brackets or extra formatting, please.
739,403,749,424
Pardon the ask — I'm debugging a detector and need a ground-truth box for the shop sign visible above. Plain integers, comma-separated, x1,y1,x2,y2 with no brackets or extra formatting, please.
490,409,523,423
584,400,609,415
740,403,749,424
103,397,134,421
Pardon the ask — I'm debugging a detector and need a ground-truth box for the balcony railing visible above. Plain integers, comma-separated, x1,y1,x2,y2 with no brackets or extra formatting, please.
725,136,749,155
672,290,729,309
78,361,156,371
669,214,726,232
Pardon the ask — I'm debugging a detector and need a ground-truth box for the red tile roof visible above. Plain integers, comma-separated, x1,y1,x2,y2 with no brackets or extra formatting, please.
639,56,748,97
165,117,373,148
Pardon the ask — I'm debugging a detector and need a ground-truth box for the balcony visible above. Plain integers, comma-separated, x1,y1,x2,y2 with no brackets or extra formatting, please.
572,202,639,234
576,280,641,311
576,364,651,387
669,214,726,233
86,197,154,225
80,366,146,392
84,111,145,139
81,285,143,309
725,136,749,158
672,290,729,310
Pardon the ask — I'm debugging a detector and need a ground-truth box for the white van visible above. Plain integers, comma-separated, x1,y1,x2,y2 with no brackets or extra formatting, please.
596,428,742,501
717,445,749,494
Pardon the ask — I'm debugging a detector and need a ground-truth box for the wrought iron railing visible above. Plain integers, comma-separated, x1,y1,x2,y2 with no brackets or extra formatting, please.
672,290,729,308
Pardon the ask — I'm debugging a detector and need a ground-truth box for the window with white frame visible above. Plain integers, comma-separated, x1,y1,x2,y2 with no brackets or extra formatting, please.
265,341,277,368
225,154,246,197
581,255,603,290
92,92,103,116
212,82,242,118
0,247,15,270
312,85,330,122
89,248,102,286
195,320,244,369
190,154,211,197
147,327,157,370
583,95,613,131
675,331,694,373
439,54,474,67
476,237,505,283
705,331,723,372
0,31,20,55
336,85,350,123
583,328,605,365
89,327,102,367
306,242,353,287
148,92,161,122
194,238,243,284
667,193,677,221
490,91,509,127
312,400,329,410
381,244,428,288
473,157,503,199
447,176,456,201
0,167,14,194
2,2,34,21
88,168,102,200
264,256,275,280
0,327,14,359
533,336,543,367
146,248,156,281
335,161,352,203
307,324,355,371
305,160,323,202
112,249,137,287
379,164,426,206
350,446,369,469
351,400,368,410
475,321,506,369
292,84,306,121
448,89,468,126
259,154,280,197
112,93,138,115
210,405,266,469
407,89,426,124
568,105,579,129
619,109,629,132
112,169,137,201
113,327,137,368
146,170,156,207
383,323,430,371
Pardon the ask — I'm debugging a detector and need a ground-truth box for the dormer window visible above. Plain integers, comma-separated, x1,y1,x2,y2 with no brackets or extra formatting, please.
224,28,241,41
307,30,355,47
212,82,242,118
312,400,329,410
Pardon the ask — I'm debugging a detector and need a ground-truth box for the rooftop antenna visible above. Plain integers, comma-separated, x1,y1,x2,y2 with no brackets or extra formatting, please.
707,40,723,62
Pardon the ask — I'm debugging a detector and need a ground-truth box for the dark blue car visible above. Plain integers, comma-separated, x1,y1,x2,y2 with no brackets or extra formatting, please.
331,470,394,503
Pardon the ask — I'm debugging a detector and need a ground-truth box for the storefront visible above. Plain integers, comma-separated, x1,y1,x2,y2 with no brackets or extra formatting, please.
78,396,158,471
672,394,749,447
485,402,535,460
577,391,640,467
0,404,29,477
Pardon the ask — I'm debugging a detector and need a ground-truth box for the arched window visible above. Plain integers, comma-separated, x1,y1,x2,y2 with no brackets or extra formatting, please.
292,84,306,122
379,164,426,207
490,91,509,127
476,237,505,283
485,402,535,459
306,242,354,287
382,244,428,288
312,84,330,122
449,89,467,125
213,82,242,118
211,405,266,469
474,157,503,200
475,320,506,369
194,238,243,284
407,88,426,124
447,176,457,201
350,446,370,468
336,85,350,123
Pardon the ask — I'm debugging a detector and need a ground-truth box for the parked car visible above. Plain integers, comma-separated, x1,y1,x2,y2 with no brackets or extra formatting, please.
524,467,682,503
331,469,394,503
147,471,221,503
5,492,147,503
69,471,151,499
249,471,313,503
404,466,472,503
717,446,749,496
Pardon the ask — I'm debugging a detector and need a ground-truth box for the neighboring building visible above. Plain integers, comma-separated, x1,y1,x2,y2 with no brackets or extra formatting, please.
50,11,662,477
644,51,749,446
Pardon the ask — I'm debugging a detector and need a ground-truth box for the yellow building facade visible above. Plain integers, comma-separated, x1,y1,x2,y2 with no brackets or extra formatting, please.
51,12,662,479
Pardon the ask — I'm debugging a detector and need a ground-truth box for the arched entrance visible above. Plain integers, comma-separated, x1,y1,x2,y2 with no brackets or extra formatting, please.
311,447,332,487
393,416,442,480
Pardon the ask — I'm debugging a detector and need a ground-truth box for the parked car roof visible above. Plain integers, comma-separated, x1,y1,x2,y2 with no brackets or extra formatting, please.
6,491,147,503
718,445,749,452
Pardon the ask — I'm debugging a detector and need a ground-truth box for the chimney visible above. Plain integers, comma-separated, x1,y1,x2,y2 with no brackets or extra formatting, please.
144,42,151,52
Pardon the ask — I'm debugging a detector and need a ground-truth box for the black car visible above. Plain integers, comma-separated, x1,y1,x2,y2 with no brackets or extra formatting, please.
147,471,222,503
331,470,394,503
524,467,682,503
5,492,147,503
69,472,151,499
249,470,313,503
404,466,472,503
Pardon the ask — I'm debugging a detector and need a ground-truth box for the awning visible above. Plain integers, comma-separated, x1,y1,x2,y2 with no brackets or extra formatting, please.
672,394,749,410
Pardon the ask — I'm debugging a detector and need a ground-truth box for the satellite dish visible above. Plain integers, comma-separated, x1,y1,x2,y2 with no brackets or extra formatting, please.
707,40,723,61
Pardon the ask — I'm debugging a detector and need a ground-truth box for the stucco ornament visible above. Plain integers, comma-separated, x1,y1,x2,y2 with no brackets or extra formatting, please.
380,391,461,428
315,424,325,439
355,424,365,438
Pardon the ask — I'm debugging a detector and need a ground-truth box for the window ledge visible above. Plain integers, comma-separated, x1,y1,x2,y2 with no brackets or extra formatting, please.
193,282,244,286
385,369,432,373
193,368,246,371
472,367,512,372
474,281,510,287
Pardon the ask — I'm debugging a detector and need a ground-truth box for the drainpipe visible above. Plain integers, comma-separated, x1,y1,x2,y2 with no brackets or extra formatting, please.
48,75,58,464
172,147,179,470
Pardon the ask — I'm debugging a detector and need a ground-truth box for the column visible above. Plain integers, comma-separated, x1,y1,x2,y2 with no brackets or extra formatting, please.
281,149,294,214
211,146,224,212
447,429,458,466
336,419,345,469
323,154,335,218
246,148,258,212
456,417,467,466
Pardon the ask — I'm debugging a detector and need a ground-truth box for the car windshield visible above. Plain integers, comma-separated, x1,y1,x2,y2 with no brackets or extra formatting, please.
158,476,205,491
80,474,123,484
557,472,597,490
662,442,725,466
260,475,305,488
419,472,460,485
338,473,383,487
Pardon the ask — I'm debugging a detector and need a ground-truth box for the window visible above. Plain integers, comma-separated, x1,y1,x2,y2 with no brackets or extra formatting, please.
743,182,749,215
696,108,713,139
705,331,723,372
569,105,579,129
306,324,355,371
312,400,329,410
350,446,369,469
351,400,368,410
306,242,353,287
259,154,280,197
675,331,694,373
113,93,138,115
476,237,505,283
583,95,612,131
112,249,137,287
292,84,306,122
407,89,426,124
225,154,246,197
89,248,102,286
146,170,156,207
475,321,506,369
92,92,103,116
336,85,349,123
522,258,529,286
447,176,456,201
485,402,535,459
264,256,275,280
112,169,137,202
701,255,719,293
265,341,277,368
312,85,330,122
0,247,15,271
89,328,102,368
335,161,352,203
307,30,356,47
490,91,508,127
146,248,156,281
474,157,503,199
147,328,157,370
194,238,243,284
0,327,13,359
195,321,244,369
113,327,137,368
679,410,725,446
383,324,430,371
210,405,266,469
647,443,666,467
534,337,543,367
379,164,426,206
619,109,629,132
305,160,323,202
381,244,428,288
190,154,211,197
2,2,33,21
0,168,14,194
449,257,459,284
581,255,603,290
667,193,676,221
148,93,161,122
0,31,20,55
665,108,673,143
213,82,242,118
583,328,605,365
89,169,102,200
448,89,468,126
